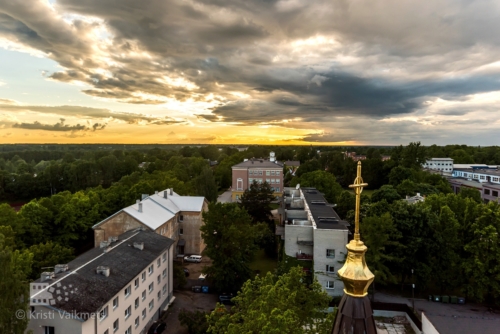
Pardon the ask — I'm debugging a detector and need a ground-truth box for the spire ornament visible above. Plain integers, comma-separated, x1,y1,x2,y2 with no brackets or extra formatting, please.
337,161,374,297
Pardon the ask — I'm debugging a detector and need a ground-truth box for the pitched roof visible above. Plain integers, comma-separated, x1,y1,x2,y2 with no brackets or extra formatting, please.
30,229,174,317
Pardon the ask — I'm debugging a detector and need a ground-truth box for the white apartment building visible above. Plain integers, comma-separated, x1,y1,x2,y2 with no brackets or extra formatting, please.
279,187,349,297
422,158,454,173
27,229,175,334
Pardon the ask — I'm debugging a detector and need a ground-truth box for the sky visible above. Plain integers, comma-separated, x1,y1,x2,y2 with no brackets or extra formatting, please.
0,0,500,145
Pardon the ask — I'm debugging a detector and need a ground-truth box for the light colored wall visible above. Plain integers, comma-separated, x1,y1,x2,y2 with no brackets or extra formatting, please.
422,313,440,334
179,211,205,255
313,228,348,297
26,307,89,334
284,225,313,257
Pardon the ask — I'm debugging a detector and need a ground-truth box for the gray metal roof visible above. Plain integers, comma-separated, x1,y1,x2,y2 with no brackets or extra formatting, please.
30,229,174,317
301,188,349,230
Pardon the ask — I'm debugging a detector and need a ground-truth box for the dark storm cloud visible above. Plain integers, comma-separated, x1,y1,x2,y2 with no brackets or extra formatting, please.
1,0,500,132
13,119,89,132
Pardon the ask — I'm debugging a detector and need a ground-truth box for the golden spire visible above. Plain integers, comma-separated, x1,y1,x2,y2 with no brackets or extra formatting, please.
337,161,374,297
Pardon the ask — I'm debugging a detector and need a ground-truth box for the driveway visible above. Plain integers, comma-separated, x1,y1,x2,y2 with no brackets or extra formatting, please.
217,190,232,203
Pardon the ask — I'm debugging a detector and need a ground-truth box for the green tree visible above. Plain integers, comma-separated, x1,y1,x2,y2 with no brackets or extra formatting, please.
28,242,74,280
0,232,33,334
207,267,334,334
201,203,266,292
194,166,218,202
291,170,342,204
335,191,355,219
388,166,413,186
240,181,275,225
371,185,401,204
459,187,482,203
179,309,209,334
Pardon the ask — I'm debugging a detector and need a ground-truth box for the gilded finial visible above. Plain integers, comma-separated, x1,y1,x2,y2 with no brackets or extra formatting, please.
338,161,374,297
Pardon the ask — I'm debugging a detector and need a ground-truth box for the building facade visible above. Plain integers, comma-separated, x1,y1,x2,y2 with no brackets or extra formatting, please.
231,152,284,201
422,158,454,174
93,189,208,256
449,168,500,203
27,230,174,334
279,187,349,297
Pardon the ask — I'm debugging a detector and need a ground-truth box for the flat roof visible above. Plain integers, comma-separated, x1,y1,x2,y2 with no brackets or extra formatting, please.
428,158,453,161
454,168,500,177
31,230,174,317
301,188,349,230
232,159,284,168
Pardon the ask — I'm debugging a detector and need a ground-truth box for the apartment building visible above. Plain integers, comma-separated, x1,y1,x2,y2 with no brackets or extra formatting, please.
278,186,350,297
422,158,454,174
449,167,500,203
93,188,208,256
27,229,174,334
231,152,284,201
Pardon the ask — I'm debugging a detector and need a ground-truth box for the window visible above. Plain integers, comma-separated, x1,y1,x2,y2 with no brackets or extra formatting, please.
157,275,161,284
326,249,335,258
124,285,131,298
125,306,131,319
326,281,335,289
162,284,167,295
125,326,131,334
326,265,335,273
266,170,270,176
276,171,280,176
237,178,243,190
142,271,146,282
134,278,139,289
99,306,108,320
485,189,491,195
162,252,166,262
135,317,139,328
142,308,146,319
493,191,499,197
149,282,154,293
142,290,146,301
271,170,275,175
249,170,253,175
44,327,55,334
104,330,109,334
148,265,154,275
149,300,154,310
481,175,486,180
275,187,279,192
162,269,167,278
179,215,184,222
135,297,139,309
179,228,183,235
158,290,161,301
259,170,263,175
266,178,270,183
113,319,119,332
113,297,119,309
157,259,161,268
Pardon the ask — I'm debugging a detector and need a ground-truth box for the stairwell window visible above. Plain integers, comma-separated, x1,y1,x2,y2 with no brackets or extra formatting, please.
326,249,335,258
326,281,335,289
326,265,335,273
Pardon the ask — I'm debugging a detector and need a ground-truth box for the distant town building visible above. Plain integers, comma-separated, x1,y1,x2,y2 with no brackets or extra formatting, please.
277,186,349,297
93,189,208,256
403,193,425,204
422,158,454,174
449,167,500,203
344,152,367,161
231,152,284,202
27,229,175,334
381,155,391,161
283,160,301,176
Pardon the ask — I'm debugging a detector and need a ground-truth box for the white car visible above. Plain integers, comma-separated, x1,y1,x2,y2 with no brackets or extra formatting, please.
184,255,202,263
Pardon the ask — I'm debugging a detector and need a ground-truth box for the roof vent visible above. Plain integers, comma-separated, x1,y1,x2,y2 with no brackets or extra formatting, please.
96,266,110,277
103,247,111,253
311,200,326,205
155,190,158,195
54,264,69,274
170,188,173,195
318,217,338,222
100,241,110,248
41,272,55,282
164,190,168,199
244,159,248,162
133,242,144,251
108,236,118,243
141,194,148,200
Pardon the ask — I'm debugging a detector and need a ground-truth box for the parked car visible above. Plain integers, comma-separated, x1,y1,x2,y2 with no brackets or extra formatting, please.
183,268,190,277
218,293,234,305
184,255,202,263
147,321,166,334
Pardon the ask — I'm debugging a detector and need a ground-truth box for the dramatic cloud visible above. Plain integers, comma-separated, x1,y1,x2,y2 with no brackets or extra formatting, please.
1,0,500,143
12,118,104,132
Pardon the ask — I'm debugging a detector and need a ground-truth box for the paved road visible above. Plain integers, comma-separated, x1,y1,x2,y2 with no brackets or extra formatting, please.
217,190,232,203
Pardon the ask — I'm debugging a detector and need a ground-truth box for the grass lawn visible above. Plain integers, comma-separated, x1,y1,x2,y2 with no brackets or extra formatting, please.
269,203,280,210
249,248,277,276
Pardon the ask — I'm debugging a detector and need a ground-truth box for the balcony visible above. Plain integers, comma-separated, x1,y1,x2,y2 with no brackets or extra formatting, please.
297,238,313,246
296,252,313,260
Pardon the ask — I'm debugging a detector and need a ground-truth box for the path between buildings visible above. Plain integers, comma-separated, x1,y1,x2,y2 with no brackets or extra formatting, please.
217,190,232,203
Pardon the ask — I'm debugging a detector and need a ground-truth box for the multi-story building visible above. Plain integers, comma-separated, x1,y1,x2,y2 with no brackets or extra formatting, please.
27,229,174,334
449,167,500,203
422,158,454,174
231,152,284,202
344,152,367,161
277,186,350,297
93,188,208,256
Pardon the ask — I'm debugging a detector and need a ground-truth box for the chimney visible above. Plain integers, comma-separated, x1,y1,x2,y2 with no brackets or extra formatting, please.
100,241,110,248
155,190,158,195
54,264,69,274
170,188,173,195
406,195,409,199
96,266,110,277
417,192,421,197
163,190,168,199
141,194,148,200
108,236,118,243
41,272,55,282
133,242,144,250
138,202,143,213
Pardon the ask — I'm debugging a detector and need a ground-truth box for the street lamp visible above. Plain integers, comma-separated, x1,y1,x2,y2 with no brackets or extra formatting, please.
411,269,415,311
